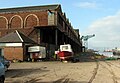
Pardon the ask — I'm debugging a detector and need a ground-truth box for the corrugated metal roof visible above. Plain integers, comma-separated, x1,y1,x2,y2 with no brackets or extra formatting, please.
0,4,60,13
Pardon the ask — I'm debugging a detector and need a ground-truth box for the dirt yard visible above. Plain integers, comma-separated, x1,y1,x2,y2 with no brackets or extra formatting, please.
5,60,120,83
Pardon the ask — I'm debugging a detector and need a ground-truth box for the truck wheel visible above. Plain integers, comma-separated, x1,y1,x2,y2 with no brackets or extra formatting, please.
71,58,77,63
60,59,63,62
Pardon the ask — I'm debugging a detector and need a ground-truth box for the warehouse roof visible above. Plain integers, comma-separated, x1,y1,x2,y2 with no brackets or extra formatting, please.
0,4,61,13
0,30,36,44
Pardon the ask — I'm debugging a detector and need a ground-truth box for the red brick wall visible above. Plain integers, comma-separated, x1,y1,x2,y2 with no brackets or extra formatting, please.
0,11,48,36
4,47,23,61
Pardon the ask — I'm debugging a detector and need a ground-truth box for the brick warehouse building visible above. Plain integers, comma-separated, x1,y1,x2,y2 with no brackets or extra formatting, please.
0,4,82,61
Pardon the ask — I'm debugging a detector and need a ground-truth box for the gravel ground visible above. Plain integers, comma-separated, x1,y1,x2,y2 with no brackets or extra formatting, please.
5,60,120,83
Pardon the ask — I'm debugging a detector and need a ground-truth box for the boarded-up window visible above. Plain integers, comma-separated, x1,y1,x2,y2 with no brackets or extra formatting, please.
10,16,22,29
0,17,7,29
25,15,38,28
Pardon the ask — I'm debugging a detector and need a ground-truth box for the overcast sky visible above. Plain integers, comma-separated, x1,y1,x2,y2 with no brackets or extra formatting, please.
0,0,120,50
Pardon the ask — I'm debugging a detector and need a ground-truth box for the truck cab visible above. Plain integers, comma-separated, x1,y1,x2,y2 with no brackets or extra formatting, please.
57,44,73,61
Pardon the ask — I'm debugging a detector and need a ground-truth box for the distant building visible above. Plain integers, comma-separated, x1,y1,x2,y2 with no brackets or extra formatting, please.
0,4,82,61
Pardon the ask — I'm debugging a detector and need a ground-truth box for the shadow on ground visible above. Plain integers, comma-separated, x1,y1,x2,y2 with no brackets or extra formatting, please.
6,67,49,78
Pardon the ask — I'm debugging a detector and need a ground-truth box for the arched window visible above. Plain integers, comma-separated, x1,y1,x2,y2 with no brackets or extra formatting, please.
9,15,23,29
0,16,8,29
24,14,39,28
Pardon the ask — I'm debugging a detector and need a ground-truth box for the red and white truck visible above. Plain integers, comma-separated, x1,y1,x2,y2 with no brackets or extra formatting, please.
57,44,79,62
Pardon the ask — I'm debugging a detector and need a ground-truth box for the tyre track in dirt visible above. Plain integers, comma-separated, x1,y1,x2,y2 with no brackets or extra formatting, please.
106,61,120,68
99,61,118,83
53,76,70,83
26,66,71,83
88,61,99,83
24,73,48,83
53,67,71,83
